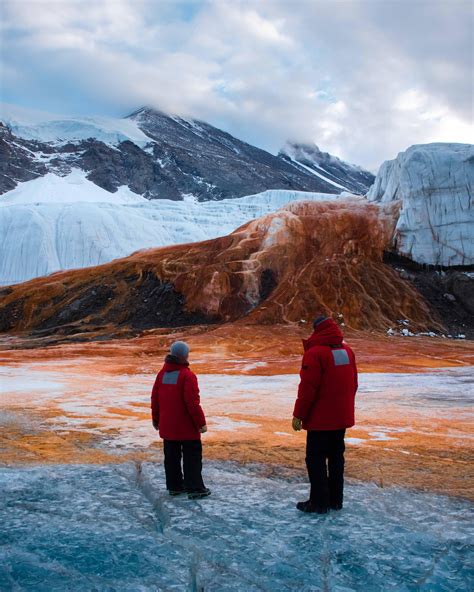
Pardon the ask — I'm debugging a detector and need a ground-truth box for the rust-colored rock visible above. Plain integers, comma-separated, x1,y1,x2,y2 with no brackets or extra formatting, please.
0,199,440,337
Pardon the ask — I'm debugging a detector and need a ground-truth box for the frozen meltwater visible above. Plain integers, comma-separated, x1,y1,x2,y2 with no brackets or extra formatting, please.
0,462,472,591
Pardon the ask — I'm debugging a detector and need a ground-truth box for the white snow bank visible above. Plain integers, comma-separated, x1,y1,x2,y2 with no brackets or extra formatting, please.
0,102,151,147
0,183,340,285
285,154,351,190
0,462,471,591
0,169,147,205
367,143,474,266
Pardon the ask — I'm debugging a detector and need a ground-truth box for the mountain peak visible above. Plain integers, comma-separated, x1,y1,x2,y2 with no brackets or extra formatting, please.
1,102,375,202
126,105,168,120
280,140,322,158
279,140,375,194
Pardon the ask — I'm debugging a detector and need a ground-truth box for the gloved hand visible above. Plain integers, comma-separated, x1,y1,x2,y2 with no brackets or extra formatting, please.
200,425,208,434
292,417,302,432
152,420,159,431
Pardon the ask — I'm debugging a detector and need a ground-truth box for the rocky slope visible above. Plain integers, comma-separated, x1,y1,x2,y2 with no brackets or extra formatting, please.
367,143,474,267
0,104,374,200
280,142,374,194
0,199,439,340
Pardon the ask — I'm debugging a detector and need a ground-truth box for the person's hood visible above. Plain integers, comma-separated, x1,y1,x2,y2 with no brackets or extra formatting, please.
163,354,189,372
303,318,344,351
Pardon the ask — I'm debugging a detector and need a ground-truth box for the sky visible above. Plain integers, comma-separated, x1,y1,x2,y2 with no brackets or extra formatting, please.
1,0,472,171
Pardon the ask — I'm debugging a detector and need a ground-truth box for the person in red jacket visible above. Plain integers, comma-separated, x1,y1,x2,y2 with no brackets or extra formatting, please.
292,316,358,514
151,341,210,499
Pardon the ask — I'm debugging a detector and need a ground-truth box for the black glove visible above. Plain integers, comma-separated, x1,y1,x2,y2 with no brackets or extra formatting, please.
152,420,159,431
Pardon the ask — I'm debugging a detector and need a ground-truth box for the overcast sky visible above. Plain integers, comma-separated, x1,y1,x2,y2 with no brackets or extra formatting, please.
1,0,472,170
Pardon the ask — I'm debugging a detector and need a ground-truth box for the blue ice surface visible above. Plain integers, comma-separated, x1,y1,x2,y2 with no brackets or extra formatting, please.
0,462,472,591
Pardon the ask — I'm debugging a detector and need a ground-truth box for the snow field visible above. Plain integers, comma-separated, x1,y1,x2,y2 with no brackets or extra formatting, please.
1,102,151,147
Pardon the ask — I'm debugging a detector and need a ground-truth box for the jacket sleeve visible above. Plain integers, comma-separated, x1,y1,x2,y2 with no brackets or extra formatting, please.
183,371,206,429
151,374,160,424
293,350,321,420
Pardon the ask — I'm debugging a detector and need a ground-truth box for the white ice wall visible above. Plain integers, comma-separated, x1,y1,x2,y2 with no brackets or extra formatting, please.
0,172,340,285
367,143,474,266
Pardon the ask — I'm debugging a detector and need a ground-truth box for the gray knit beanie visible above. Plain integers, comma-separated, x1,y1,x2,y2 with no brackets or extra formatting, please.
170,341,190,359
313,315,329,328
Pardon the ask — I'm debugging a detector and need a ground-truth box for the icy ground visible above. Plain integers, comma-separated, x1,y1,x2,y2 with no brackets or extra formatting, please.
1,364,473,589
0,461,472,592
1,364,472,449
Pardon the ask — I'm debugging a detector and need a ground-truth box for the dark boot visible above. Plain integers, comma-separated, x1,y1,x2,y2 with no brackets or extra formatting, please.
168,489,187,496
296,500,328,514
188,487,211,499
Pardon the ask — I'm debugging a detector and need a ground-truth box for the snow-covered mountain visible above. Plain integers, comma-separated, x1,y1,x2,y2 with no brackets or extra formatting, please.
0,103,374,200
279,142,374,195
0,169,345,285
367,143,474,267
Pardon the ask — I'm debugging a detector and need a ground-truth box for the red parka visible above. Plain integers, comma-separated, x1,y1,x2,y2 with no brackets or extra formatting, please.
293,318,358,431
151,356,206,440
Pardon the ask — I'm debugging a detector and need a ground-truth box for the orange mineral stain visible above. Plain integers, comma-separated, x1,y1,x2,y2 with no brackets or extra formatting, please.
0,200,442,338
1,325,472,500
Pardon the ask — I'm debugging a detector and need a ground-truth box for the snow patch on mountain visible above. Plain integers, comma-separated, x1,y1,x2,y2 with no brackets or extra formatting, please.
279,141,375,195
284,155,350,190
0,102,151,147
0,169,148,205
367,143,474,266
0,174,341,285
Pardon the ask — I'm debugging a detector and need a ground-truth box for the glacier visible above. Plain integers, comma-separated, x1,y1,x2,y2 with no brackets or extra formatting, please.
0,461,472,591
0,169,148,206
367,143,474,267
0,102,151,147
0,170,342,286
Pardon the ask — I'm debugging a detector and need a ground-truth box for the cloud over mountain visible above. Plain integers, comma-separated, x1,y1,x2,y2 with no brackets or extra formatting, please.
2,0,472,170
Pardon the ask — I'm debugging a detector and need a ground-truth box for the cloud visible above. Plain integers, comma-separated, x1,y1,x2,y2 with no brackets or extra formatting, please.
1,0,472,170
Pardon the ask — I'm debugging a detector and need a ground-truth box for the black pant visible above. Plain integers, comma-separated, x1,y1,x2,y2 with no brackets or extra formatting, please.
306,429,346,508
163,440,205,492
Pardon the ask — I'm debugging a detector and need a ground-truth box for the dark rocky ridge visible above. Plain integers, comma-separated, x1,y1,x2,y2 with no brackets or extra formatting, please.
384,253,474,338
0,123,47,192
24,271,216,342
0,107,374,200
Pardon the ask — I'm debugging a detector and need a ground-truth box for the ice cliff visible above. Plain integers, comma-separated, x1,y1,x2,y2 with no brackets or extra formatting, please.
0,170,340,285
367,143,474,267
